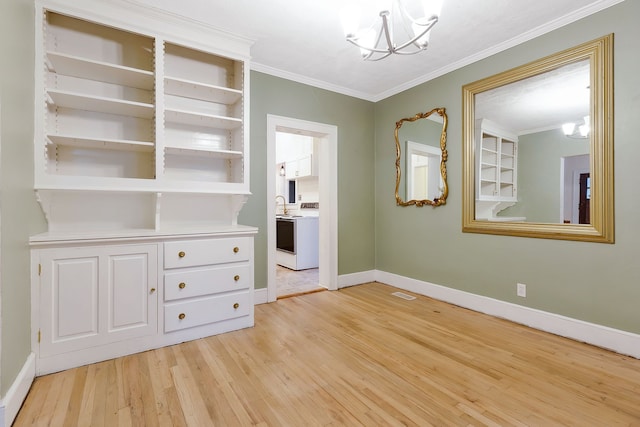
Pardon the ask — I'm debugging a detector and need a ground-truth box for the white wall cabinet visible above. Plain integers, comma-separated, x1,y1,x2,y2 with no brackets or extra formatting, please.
285,155,317,180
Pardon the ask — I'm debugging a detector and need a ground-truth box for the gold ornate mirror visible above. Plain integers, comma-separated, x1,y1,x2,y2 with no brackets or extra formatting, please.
462,34,613,242
395,107,448,207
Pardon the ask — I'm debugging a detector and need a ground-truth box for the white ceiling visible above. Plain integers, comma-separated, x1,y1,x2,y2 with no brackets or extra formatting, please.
126,0,621,102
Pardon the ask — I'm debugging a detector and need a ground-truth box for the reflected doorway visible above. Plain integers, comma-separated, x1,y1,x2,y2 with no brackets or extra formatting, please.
579,173,590,224
561,154,589,224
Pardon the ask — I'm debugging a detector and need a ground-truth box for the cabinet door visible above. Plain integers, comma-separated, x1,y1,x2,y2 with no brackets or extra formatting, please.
297,155,312,178
285,159,298,179
39,249,101,357
105,246,158,342
38,244,157,357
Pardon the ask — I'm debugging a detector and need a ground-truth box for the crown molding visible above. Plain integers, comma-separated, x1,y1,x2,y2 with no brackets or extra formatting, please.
250,62,377,102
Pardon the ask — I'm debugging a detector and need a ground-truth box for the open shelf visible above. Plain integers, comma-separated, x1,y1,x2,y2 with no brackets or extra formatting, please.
165,146,242,158
47,51,154,90
47,134,154,152
164,76,241,104
164,108,242,129
48,89,155,119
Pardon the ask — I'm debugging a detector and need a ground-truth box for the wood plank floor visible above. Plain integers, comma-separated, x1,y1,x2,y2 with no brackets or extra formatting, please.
15,282,640,426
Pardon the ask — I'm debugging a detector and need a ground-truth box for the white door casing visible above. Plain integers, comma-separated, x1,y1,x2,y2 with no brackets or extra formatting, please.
266,115,338,302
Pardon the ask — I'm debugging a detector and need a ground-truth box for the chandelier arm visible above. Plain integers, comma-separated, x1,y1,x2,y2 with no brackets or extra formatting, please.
345,37,394,55
347,34,398,53
380,12,395,53
394,18,437,52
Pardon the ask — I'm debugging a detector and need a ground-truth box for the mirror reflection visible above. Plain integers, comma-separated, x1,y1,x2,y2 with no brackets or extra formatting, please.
462,34,614,243
474,59,590,223
395,108,448,207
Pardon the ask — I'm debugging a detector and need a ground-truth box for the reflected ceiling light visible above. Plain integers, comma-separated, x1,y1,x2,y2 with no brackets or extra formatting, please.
341,0,443,61
562,115,590,139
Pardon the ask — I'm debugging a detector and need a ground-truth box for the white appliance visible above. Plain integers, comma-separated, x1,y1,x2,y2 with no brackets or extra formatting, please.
276,216,319,270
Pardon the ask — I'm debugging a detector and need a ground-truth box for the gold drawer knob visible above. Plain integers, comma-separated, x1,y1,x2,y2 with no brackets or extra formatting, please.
150,288,156,294
233,303,239,309
233,246,239,253
178,313,186,320
234,275,240,282
178,251,186,258
178,282,186,289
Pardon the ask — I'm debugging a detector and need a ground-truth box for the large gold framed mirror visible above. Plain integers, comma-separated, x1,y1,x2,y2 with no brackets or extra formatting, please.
395,107,448,207
462,34,613,242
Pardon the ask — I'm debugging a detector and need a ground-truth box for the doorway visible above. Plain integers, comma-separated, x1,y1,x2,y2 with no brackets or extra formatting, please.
266,115,338,302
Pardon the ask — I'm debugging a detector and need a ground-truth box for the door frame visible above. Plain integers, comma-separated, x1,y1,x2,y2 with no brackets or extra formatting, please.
266,115,338,302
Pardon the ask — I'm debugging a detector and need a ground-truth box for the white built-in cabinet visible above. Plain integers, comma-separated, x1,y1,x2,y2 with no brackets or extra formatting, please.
475,119,521,220
31,1,257,375
476,119,518,201
37,244,158,359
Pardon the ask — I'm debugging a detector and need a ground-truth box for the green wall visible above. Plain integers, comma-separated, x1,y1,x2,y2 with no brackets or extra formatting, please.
501,129,590,222
375,1,640,334
240,72,376,289
0,0,45,395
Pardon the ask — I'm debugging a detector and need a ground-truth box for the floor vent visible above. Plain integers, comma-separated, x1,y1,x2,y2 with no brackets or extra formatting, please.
391,291,416,301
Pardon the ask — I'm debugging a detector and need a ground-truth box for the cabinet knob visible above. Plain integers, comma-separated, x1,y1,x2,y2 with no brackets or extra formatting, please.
150,288,156,294
233,303,239,309
178,313,186,320
234,275,240,282
233,247,239,253
178,282,186,289
178,251,186,258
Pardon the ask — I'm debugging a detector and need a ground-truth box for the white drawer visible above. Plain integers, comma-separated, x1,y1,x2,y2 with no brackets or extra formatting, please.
164,237,252,269
164,264,250,301
164,291,251,332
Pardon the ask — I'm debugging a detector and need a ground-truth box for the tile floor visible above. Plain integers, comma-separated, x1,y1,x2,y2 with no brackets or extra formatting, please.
276,265,324,298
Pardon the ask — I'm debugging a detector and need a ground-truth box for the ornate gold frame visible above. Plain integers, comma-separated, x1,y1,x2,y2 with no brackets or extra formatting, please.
462,34,614,242
395,107,449,207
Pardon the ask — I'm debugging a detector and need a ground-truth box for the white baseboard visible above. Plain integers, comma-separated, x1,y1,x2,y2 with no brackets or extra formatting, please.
338,270,376,288
254,287,268,305
0,352,35,427
375,270,640,359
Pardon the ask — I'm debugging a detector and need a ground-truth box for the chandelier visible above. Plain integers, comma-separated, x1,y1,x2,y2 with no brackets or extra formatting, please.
562,116,590,139
340,0,443,61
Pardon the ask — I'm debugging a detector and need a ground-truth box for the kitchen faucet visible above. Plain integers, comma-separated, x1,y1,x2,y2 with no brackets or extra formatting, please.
275,195,288,215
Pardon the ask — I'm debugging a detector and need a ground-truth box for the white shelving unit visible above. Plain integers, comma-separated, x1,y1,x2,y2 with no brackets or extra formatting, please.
475,119,522,221
34,5,251,231
31,1,256,375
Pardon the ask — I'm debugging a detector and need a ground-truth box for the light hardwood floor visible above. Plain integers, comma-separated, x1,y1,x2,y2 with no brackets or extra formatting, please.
15,282,640,426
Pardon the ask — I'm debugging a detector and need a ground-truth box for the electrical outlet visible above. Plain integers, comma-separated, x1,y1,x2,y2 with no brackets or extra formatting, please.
517,283,527,298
